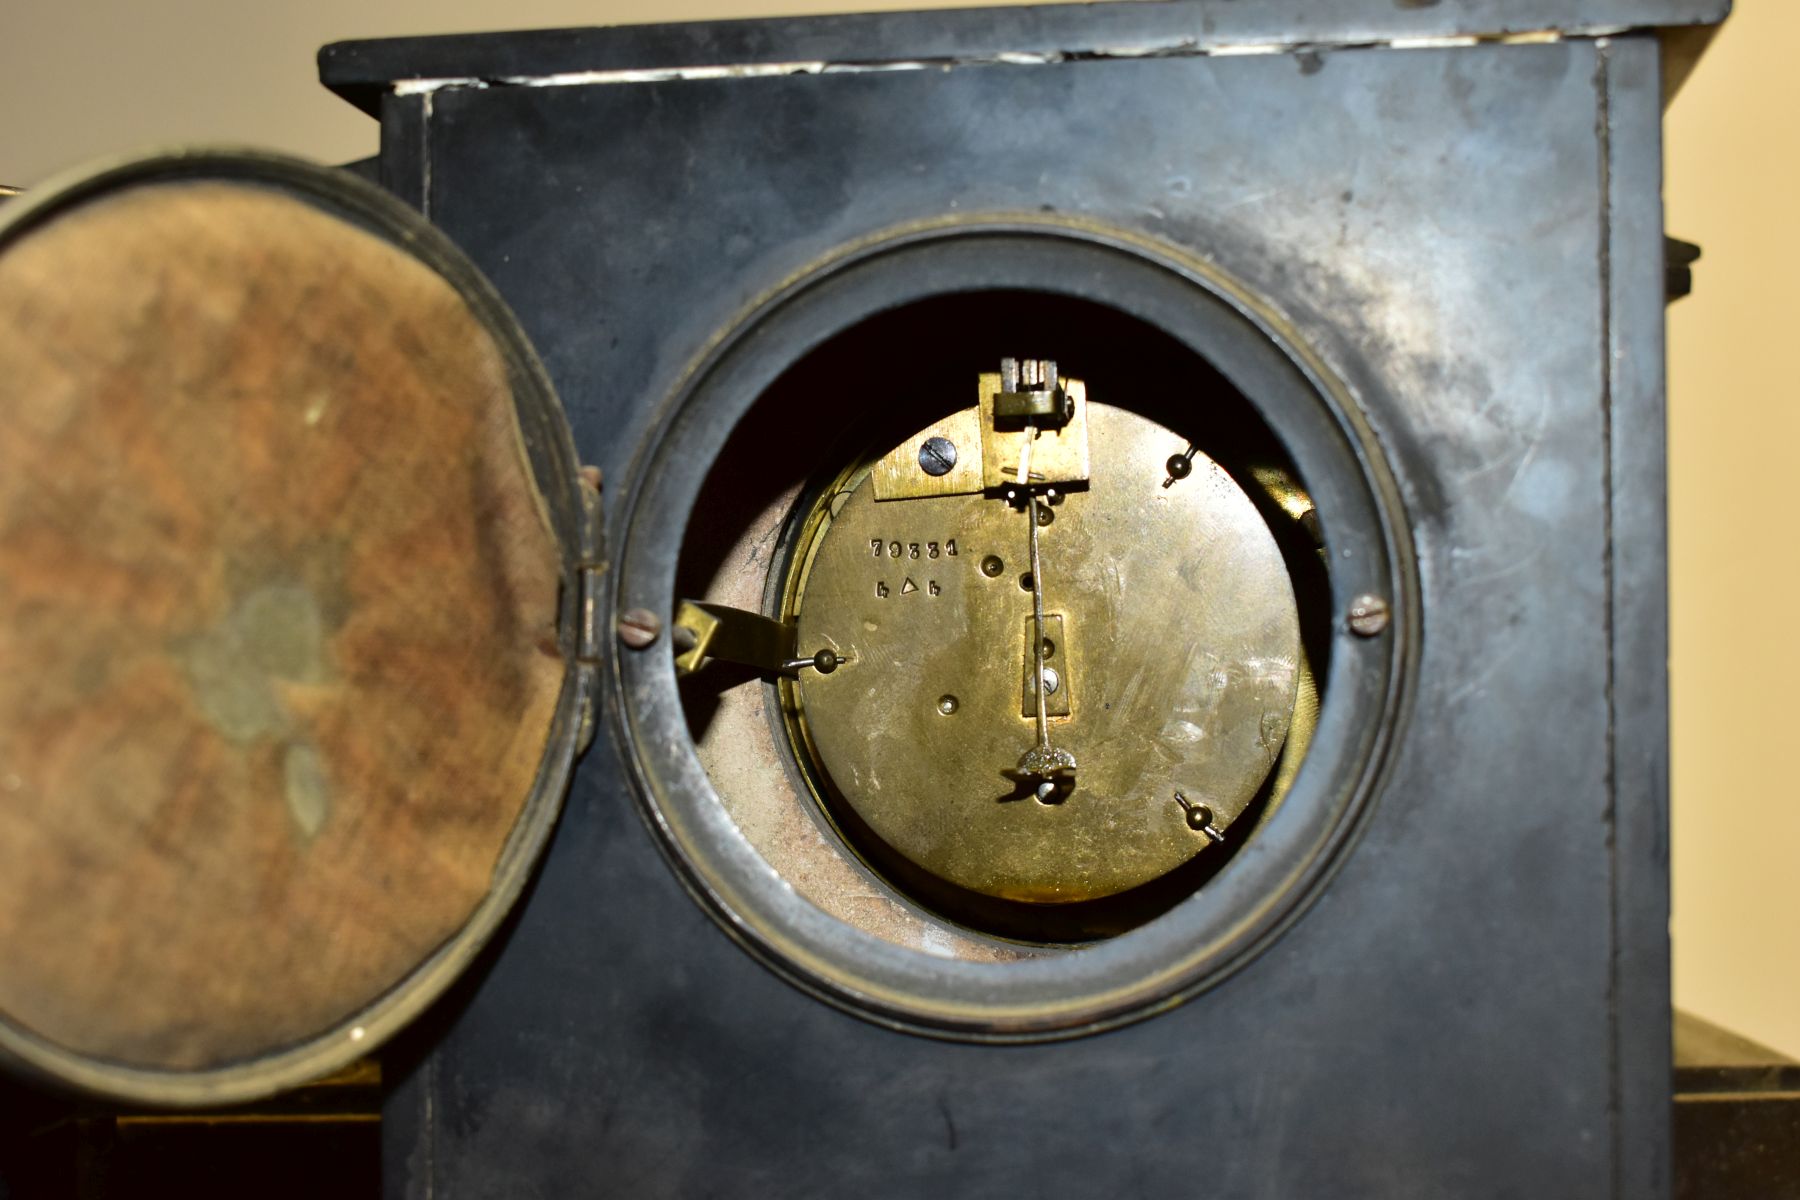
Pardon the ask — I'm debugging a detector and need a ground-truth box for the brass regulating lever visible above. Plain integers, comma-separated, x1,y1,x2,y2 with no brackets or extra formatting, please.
672,601,841,677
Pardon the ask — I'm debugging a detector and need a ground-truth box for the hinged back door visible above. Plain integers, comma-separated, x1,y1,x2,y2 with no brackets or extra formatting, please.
0,150,595,1106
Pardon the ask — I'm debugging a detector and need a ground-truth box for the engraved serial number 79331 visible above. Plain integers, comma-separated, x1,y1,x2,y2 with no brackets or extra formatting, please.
871,539,957,560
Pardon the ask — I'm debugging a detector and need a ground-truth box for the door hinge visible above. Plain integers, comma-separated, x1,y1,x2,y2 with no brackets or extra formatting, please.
573,474,606,753
577,563,606,665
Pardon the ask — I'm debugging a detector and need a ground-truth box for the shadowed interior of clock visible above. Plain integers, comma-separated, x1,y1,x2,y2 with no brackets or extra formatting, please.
676,292,1332,948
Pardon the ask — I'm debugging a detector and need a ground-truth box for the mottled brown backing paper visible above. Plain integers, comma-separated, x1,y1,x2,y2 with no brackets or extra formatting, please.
0,181,565,1070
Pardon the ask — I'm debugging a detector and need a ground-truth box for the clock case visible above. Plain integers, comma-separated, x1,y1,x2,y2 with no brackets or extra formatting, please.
309,1,1724,1196
0,0,1718,1192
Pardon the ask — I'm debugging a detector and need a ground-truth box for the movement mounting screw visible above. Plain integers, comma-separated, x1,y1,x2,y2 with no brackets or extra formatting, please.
1347,594,1390,637
617,608,663,649
917,436,958,477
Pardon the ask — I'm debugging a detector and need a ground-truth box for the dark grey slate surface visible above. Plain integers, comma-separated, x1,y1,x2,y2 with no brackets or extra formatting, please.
371,34,1672,1199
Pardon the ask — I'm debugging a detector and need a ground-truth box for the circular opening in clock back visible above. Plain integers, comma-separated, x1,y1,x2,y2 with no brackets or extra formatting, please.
675,290,1334,949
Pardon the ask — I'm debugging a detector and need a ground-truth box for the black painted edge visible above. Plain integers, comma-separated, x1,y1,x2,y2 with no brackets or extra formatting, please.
377,94,428,215
1600,33,1675,1200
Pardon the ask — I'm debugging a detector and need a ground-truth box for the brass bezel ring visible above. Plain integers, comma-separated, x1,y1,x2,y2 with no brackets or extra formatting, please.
610,215,1418,1041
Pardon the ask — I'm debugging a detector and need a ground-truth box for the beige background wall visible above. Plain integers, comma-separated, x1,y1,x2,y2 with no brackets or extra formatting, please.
1664,1,1799,1060
2,1,1793,1056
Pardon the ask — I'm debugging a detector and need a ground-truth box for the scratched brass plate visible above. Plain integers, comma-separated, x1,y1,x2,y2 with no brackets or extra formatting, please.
785,402,1299,904
870,376,1091,500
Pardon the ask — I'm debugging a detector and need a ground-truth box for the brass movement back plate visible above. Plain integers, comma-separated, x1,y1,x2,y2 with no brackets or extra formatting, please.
0,172,566,1074
787,401,1299,904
